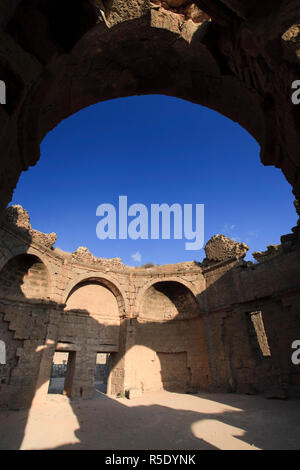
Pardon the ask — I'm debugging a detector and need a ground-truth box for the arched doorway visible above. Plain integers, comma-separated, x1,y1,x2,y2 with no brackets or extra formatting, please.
48,277,124,398
2,1,300,216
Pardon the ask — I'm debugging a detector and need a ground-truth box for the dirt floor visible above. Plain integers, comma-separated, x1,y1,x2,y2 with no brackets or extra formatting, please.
0,390,300,450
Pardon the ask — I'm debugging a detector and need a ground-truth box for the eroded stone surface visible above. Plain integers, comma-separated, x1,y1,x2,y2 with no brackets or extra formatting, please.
1,207,300,410
0,1,300,412
4,205,31,231
252,245,283,263
4,205,57,249
72,246,124,269
204,234,249,263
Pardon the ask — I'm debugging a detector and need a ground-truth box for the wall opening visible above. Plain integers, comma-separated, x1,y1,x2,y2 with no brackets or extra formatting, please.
248,311,272,358
48,351,76,397
94,353,110,396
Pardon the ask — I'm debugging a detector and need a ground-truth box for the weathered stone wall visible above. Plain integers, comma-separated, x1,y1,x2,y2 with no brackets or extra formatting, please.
0,311,22,394
128,317,210,393
0,206,300,408
0,254,49,300
0,298,60,409
127,281,210,393
0,0,300,411
202,231,300,396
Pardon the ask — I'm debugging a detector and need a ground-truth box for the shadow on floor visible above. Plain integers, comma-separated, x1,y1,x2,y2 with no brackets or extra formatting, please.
1,389,300,450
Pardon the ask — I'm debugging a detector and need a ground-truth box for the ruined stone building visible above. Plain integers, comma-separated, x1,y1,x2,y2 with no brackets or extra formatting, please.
0,205,299,409
0,0,300,410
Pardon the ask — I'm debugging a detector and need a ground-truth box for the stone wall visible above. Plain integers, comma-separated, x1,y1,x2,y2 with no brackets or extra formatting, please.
0,254,49,300
0,1,300,411
202,235,300,396
0,206,300,409
127,281,210,393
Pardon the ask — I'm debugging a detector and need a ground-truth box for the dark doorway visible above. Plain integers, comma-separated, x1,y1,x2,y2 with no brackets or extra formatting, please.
48,351,76,397
94,353,110,396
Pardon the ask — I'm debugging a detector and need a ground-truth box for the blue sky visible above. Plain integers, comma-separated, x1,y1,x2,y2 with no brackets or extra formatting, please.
11,95,296,266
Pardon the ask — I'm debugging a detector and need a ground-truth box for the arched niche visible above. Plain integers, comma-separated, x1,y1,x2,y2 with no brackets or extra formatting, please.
141,280,202,321
0,254,49,301
65,279,122,319
131,280,210,392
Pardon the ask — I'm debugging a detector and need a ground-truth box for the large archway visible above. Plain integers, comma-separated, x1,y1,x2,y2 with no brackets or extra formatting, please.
51,276,126,398
0,0,300,441
0,0,300,217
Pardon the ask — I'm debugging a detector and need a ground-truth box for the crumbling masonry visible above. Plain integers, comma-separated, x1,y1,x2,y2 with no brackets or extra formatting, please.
1,0,300,408
0,205,300,409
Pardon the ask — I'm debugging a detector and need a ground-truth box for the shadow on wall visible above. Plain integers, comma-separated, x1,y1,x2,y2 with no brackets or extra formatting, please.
1,216,300,448
1,247,300,449
0,239,210,448
134,280,210,393
196,251,300,396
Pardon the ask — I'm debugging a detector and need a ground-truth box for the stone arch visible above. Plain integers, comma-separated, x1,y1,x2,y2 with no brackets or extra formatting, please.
0,252,50,301
136,276,201,317
0,1,300,217
0,245,53,273
63,274,127,317
139,279,203,321
18,13,266,193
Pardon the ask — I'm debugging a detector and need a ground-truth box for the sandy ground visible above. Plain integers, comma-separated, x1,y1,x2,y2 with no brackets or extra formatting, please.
0,389,300,450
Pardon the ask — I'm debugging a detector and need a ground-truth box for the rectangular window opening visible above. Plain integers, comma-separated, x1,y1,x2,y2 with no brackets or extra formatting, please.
249,311,272,357
94,353,110,396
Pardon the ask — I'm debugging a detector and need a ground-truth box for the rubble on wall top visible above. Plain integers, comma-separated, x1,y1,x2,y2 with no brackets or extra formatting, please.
5,205,31,231
71,246,124,268
3,205,300,271
252,245,282,263
4,205,57,250
203,234,249,265
252,225,300,264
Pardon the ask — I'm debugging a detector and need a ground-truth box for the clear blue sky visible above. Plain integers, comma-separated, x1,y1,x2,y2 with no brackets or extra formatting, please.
11,95,296,266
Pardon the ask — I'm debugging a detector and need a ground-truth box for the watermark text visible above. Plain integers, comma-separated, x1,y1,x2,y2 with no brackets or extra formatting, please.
96,196,204,251
0,80,6,105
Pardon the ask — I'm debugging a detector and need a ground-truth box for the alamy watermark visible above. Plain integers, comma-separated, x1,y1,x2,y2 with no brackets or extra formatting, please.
0,80,6,105
291,340,300,365
96,196,204,251
291,80,300,105
0,340,5,365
